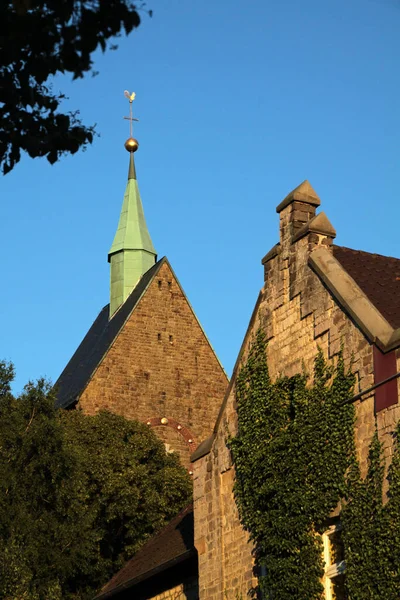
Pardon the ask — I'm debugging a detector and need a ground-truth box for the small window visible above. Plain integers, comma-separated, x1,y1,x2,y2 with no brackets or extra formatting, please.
322,524,346,600
158,279,162,289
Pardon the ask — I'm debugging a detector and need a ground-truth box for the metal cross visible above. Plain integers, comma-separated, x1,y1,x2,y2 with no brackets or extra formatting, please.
123,90,139,138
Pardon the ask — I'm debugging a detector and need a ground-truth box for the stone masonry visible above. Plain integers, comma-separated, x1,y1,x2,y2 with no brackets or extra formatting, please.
78,260,228,468
192,181,400,599
143,578,198,600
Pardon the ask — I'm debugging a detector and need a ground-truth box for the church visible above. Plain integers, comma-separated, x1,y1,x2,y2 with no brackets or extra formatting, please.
56,102,400,600
55,119,228,471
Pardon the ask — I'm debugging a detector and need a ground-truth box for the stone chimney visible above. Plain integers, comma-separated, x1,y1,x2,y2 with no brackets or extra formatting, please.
275,180,321,254
262,180,336,284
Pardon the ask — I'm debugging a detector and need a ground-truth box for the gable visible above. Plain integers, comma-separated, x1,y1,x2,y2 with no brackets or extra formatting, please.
190,181,400,600
77,259,228,443
55,258,228,464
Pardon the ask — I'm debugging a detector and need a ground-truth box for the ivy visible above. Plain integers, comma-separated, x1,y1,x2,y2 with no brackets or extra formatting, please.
228,328,400,599
342,425,400,599
227,329,356,600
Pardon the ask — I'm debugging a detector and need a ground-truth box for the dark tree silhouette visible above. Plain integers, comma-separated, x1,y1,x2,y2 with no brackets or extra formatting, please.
0,0,148,174
0,361,192,599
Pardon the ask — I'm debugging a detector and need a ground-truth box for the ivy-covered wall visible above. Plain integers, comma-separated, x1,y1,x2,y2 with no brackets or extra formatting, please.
228,328,400,599
227,329,356,599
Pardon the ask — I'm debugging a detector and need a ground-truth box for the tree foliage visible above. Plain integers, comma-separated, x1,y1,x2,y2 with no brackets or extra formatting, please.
0,0,147,174
227,329,356,600
0,361,192,600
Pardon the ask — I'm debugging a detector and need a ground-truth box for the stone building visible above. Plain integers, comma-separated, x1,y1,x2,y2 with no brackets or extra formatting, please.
191,180,400,599
81,135,400,600
98,178,400,600
55,133,228,470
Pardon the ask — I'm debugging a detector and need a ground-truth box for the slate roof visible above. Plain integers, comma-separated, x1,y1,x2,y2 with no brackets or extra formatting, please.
333,246,400,330
55,259,164,409
95,503,195,599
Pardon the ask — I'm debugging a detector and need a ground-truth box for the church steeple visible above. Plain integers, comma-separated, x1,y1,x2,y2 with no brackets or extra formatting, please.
108,94,157,318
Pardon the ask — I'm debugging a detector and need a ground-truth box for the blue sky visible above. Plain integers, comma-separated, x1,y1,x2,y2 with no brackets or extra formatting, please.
1,0,400,393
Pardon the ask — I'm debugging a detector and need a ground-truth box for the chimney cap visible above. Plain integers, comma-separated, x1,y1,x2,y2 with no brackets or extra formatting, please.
276,180,320,214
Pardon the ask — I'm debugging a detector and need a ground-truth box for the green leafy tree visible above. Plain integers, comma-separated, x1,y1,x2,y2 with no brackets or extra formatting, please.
0,361,192,600
0,0,149,174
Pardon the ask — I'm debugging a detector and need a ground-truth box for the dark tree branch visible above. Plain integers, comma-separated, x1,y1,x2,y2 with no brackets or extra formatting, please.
0,0,148,174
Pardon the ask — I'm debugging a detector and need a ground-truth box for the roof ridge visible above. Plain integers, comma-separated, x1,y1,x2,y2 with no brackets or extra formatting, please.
134,502,193,550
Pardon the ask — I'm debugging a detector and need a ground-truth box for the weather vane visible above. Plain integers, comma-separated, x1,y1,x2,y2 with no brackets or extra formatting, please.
123,90,139,152
124,90,138,137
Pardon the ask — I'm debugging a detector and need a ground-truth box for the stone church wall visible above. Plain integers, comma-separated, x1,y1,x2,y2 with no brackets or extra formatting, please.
114,570,198,600
193,189,400,599
78,261,228,468
143,577,198,600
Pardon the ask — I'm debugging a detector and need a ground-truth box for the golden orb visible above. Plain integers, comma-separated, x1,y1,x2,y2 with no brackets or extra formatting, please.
124,137,139,152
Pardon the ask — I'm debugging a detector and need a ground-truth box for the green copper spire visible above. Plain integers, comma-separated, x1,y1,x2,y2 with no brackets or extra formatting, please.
108,144,157,318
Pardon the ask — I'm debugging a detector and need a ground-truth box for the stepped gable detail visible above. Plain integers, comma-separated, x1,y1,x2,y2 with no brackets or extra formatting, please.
191,181,400,600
